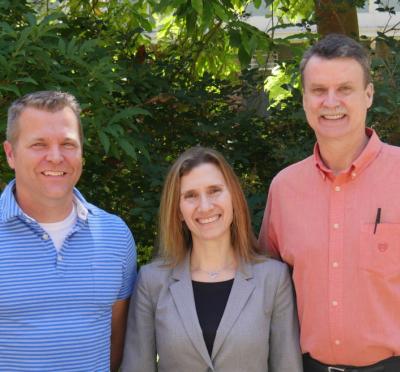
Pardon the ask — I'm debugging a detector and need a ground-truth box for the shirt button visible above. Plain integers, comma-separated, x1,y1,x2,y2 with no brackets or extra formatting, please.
332,300,338,306
332,262,339,268
42,233,49,240
333,223,340,229
334,186,341,192
335,340,341,345
57,255,63,261
351,172,357,178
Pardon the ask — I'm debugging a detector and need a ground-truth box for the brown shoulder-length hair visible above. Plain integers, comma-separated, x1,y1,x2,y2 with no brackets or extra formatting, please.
158,146,264,266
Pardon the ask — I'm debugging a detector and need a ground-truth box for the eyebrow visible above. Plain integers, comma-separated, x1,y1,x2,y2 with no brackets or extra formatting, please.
180,183,225,195
309,81,354,87
28,136,79,142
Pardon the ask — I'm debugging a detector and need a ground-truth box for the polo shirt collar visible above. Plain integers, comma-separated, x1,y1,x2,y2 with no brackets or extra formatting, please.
0,179,95,223
313,128,383,181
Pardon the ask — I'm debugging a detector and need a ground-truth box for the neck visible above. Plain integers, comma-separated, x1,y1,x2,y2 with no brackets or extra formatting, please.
317,132,369,174
190,238,236,272
15,191,74,223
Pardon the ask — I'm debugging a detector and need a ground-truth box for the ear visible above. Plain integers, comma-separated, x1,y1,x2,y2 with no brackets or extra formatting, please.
3,141,16,169
366,83,374,108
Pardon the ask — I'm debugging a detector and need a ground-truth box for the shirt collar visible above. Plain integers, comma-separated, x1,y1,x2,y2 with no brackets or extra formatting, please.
313,128,383,181
0,179,94,223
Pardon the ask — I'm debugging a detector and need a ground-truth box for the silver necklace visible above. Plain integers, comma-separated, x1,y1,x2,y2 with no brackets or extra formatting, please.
206,270,221,279
192,264,234,279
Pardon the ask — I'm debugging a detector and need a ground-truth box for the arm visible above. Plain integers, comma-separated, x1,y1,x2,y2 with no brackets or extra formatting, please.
121,268,157,372
268,264,303,372
111,299,130,372
259,179,282,259
113,224,138,371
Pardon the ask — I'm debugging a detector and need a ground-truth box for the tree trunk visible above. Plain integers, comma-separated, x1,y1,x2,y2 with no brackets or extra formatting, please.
314,0,359,38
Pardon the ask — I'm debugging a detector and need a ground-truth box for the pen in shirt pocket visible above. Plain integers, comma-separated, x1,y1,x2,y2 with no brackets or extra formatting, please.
373,207,381,234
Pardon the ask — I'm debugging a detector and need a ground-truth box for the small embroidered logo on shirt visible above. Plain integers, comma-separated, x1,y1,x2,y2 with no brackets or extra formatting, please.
378,242,388,252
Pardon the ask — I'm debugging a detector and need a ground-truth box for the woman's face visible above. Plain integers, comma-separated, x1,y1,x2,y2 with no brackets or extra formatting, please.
179,162,233,247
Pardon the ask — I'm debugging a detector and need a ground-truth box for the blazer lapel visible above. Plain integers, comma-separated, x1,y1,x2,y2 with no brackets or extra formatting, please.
211,261,255,359
169,255,213,369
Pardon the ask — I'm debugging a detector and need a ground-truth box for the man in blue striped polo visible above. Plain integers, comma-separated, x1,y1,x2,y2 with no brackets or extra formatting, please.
0,91,137,371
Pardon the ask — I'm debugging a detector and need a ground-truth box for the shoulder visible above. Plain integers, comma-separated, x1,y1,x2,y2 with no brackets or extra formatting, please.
382,142,400,159
77,201,136,257
138,259,173,287
87,205,133,238
90,204,126,224
270,155,314,188
250,258,290,285
374,143,400,176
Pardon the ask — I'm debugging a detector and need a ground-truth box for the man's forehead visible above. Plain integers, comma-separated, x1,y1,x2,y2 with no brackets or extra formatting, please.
17,108,81,137
20,105,75,117
303,56,364,82
305,55,362,68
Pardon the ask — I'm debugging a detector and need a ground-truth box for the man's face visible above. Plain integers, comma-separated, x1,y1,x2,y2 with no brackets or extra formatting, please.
302,56,374,143
3,106,83,210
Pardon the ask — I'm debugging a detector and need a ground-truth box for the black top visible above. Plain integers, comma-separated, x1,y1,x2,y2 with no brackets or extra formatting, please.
192,279,234,356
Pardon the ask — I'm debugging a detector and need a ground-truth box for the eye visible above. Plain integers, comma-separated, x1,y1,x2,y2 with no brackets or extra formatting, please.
31,142,46,148
339,86,352,94
208,186,222,196
311,87,325,95
183,191,197,200
63,142,77,149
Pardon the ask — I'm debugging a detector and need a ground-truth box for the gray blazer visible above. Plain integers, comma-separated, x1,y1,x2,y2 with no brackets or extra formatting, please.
121,255,302,372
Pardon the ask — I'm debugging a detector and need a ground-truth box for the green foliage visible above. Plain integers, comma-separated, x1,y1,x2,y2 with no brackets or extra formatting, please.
369,34,400,144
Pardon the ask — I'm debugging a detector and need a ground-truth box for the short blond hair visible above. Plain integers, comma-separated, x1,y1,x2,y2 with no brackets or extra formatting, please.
158,146,263,266
7,90,83,145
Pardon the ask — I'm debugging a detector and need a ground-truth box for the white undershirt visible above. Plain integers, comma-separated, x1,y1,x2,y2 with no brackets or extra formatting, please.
39,204,78,252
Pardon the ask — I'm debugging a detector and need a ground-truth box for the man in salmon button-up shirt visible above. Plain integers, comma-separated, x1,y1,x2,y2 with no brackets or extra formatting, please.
259,34,400,372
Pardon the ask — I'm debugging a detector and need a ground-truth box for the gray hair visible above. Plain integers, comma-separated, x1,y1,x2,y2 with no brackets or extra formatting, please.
300,34,371,87
7,90,83,145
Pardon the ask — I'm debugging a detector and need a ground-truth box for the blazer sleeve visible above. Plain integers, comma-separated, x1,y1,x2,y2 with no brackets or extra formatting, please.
268,264,303,372
121,266,157,372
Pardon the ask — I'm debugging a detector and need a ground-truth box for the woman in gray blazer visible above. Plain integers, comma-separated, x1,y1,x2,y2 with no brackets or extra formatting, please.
122,146,302,372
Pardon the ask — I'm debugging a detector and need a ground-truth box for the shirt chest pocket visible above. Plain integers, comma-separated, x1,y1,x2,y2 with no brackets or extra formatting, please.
359,223,400,278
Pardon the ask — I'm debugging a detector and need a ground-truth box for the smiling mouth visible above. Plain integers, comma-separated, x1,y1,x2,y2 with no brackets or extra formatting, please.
197,215,220,224
321,113,346,120
42,171,66,176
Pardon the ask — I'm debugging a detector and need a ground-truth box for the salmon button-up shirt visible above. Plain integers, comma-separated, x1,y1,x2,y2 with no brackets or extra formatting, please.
259,128,400,367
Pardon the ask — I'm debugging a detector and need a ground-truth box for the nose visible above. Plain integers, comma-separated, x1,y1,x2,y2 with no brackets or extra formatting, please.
323,90,340,108
46,145,63,163
198,194,213,211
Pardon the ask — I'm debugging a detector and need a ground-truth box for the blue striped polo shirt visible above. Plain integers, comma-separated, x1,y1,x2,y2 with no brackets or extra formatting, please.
0,180,137,371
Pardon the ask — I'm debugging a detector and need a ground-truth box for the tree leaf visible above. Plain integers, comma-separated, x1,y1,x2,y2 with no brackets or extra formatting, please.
212,1,229,21
15,77,38,85
191,0,203,16
98,130,110,153
0,84,21,96
238,45,251,66
119,138,137,160
109,107,151,125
